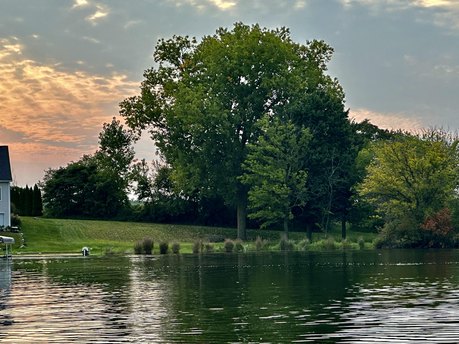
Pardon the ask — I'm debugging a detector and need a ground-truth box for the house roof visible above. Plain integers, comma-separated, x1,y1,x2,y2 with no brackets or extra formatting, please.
0,146,12,181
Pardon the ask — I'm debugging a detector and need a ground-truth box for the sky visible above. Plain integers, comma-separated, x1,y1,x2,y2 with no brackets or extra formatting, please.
2,0,459,186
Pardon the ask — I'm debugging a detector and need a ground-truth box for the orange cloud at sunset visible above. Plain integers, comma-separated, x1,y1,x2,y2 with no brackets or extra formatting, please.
0,37,138,185
350,108,424,132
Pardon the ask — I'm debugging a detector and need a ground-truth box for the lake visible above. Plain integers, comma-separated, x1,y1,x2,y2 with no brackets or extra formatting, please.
2,250,459,343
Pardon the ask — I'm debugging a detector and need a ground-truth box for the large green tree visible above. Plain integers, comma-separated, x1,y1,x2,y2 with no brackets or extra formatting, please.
42,117,136,219
241,116,311,235
42,155,130,218
95,117,137,197
120,23,342,239
358,132,459,246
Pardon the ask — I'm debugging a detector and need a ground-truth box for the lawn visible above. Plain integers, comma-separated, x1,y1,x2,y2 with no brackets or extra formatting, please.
5,217,377,255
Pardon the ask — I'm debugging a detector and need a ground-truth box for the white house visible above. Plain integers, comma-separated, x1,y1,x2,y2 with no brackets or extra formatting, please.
0,146,12,227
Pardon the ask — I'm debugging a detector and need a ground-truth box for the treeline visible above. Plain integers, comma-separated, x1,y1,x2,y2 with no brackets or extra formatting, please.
11,184,43,217
40,23,459,248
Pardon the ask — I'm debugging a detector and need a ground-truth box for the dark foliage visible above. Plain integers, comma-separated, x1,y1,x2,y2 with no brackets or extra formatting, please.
11,184,43,216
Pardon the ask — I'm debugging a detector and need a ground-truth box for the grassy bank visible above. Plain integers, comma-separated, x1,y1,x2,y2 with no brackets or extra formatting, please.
6,217,376,255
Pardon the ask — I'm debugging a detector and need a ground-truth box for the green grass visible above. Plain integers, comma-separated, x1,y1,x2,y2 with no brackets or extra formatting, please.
6,217,377,255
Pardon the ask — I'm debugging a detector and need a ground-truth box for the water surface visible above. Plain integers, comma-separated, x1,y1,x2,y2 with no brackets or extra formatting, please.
1,250,459,343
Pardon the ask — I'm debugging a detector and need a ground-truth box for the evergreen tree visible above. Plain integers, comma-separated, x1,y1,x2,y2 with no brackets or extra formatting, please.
32,184,43,216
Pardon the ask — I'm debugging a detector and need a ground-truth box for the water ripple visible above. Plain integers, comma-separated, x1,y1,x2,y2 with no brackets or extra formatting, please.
2,252,459,342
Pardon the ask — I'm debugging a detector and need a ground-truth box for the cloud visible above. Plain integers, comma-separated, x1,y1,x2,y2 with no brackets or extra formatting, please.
8,142,86,185
341,0,458,8
0,37,22,59
0,37,138,183
86,4,110,23
350,108,424,131
294,0,307,9
340,0,459,29
71,1,110,24
82,36,101,44
414,0,456,7
170,0,237,11
72,0,89,9
209,0,236,10
123,20,143,30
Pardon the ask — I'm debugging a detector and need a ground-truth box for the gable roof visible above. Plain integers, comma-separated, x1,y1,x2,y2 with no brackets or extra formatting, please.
0,146,12,182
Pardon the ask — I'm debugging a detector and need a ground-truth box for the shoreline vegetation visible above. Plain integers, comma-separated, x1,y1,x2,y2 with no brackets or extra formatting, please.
31,24,459,251
5,217,376,256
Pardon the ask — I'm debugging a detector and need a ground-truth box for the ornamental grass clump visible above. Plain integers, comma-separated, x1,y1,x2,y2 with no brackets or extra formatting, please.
279,235,294,251
297,238,310,251
341,239,352,250
358,236,365,250
192,240,203,254
134,237,154,254
159,242,169,254
321,237,336,250
134,240,143,254
171,242,180,254
143,237,154,254
234,239,244,253
224,239,235,253
255,236,266,251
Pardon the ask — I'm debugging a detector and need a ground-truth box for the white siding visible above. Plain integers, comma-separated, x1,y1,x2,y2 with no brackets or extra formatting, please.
0,182,10,227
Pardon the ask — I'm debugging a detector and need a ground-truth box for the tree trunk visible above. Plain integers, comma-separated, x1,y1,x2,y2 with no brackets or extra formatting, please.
237,201,247,240
341,217,346,240
283,217,289,239
307,223,312,241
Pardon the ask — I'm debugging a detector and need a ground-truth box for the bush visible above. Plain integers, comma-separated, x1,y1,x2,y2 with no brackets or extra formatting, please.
11,214,22,227
421,208,454,247
171,242,180,254
159,242,169,254
321,237,336,250
279,235,294,251
192,240,203,254
375,215,422,248
341,239,352,250
297,238,310,251
142,237,154,254
224,239,234,253
234,239,244,253
134,240,143,254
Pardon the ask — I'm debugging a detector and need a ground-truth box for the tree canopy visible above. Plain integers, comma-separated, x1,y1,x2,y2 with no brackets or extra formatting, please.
241,116,311,234
120,23,348,238
358,131,459,247
41,118,136,219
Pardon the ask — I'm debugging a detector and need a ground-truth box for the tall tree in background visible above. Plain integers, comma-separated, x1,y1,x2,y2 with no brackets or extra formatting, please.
120,23,345,239
42,156,127,218
358,131,459,246
95,117,137,199
287,60,356,236
32,184,43,216
11,184,43,216
346,119,395,235
42,117,137,219
241,116,311,236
